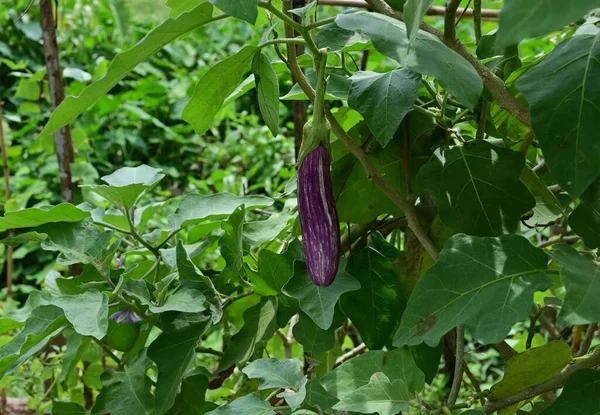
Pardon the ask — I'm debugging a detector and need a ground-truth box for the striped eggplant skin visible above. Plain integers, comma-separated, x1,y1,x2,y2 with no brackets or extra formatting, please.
298,145,341,286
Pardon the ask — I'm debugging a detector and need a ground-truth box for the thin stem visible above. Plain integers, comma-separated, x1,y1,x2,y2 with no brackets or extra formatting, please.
313,49,329,126
412,104,441,121
334,343,367,368
93,337,124,368
261,38,307,48
125,208,160,257
447,326,465,407
222,290,255,308
576,323,597,357
476,99,488,139
537,235,580,249
94,221,132,235
473,0,482,42
156,228,181,250
305,16,336,31
196,346,224,356
444,0,462,43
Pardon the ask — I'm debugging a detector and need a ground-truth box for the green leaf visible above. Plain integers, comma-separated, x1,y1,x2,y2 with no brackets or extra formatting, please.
148,287,208,314
243,358,307,411
316,24,370,52
52,290,109,339
252,52,279,136
283,258,360,330
404,0,434,44
169,192,273,229
90,351,155,415
40,3,215,137
219,205,245,284
60,333,89,384
166,0,205,18
209,0,258,24
290,1,316,18
39,218,114,268
517,33,600,198
0,231,47,247
340,245,406,349
548,244,600,325
394,234,551,347
539,369,600,414
490,341,572,400
320,349,425,399
417,141,535,236
0,204,89,231
336,11,482,108
166,372,211,415
218,297,278,370
81,165,165,210
498,0,600,46
148,312,212,414
293,312,335,356
306,377,339,412
52,402,88,415
280,72,351,101
183,46,258,134
53,265,105,295
206,393,275,415
348,69,420,147
569,179,600,248
332,372,410,415
243,213,292,246
0,305,67,378
250,245,298,296
408,342,442,384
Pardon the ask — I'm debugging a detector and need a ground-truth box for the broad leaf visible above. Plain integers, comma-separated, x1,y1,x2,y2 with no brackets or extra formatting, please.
394,234,551,347
491,342,572,401
336,11,483,108
283,258,360,330
549,244,600,325
206,393,275,415
218,297,278,370
147,287,208,314
404,0,434,44
81,165,164,210
498,0,600,46
250,244,299,296
569,179,600,248
281,72,351,101
252,52,279,136
169,192,272,229
166,0,204,18
417,141,535,236
0,231,47,247
243,358,307,411
52,290,109,339
0,204,89,231
60,333,89,384
306,377,339,412
517,33,600,198
90,351,155,415
183,46,258,134
340,245,406,349
320,349,425,399
332,372,411,415
40,3,215,137
290,1,316,18
209,0,258,24
52,402,88,415
348,69,420,147
219,205,245,284
540,369,600,414
316,24,370,52
166,372,212,415
293,312,336,356
243,213,292,246
148,312,212,414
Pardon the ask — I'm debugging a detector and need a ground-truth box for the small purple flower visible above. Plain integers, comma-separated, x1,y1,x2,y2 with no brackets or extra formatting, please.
109,309,143,324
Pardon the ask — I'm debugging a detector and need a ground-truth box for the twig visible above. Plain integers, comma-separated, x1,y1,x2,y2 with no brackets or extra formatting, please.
222,290,255,308
0,103,13,300
253,208,276,216
334,343,367,367
527,305,545,349
535,305,562,340
277,329,293,358
455,0,472,26
195,346,224,356
576,323,597,357
462,361,484,405
484,349,600,413
447,326,465,406
536,235,580,249
125,208,161,257
473,0,482,42
493,341,517,359
444,0,462,43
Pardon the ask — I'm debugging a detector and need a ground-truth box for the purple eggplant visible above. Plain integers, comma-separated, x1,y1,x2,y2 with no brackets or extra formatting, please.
298,145,341,286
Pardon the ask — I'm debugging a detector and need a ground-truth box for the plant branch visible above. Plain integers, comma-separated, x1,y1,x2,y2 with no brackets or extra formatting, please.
222,290,255,308
444,0,462,43
473,0,482,42
261,38,307,48
334,343,367,367
447,326,465,406
125,208,161,257
483,349,600,413
576,323,597,357
195,346,224,356
536,235,580,249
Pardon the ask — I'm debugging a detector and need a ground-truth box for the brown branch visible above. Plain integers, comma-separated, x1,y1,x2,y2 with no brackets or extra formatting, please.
334,343,367,367
365,0,531,128
317,0,499,20
447,326,465,406
473,0,483,42
483,348,600,413
0,103,13,300
576,323,597,358
444,0,462,43
493,341,517,359
536,235,580,249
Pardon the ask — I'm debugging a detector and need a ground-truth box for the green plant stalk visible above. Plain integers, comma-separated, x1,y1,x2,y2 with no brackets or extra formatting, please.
260,38,306,48
125,207,161,257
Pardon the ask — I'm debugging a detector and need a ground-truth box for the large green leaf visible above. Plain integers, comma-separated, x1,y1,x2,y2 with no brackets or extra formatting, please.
540,369,600,414
166,372,213,415
403,0,434,44
320,349,425,399
219,205,245,284
250,245,298,296
90,351,155,415
252,52,279,136
293,311,336,356
569,179,600,248
306,377,339,412
340,245,406,350
52,402,88,415
209,0,258,24
0,204,89,231
169,193,272,229
60,333,89,384
39,3,215,137
243,214,292,247
183,46,258,135
147,287,208,314
81,165,165,210
243,358,307,411
490,342,572,400
218,297,278,371
206,394,275,415
348,69,420,147
316,24,370,52
498,0,600,46
148,312,212,414
517,33,600,198
417,141,535,236
335,11,483,108
549,244,600,325
394,234,551,347
283,258,360,330
332,372,410,415
0,231,47,246
52,290,109,339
